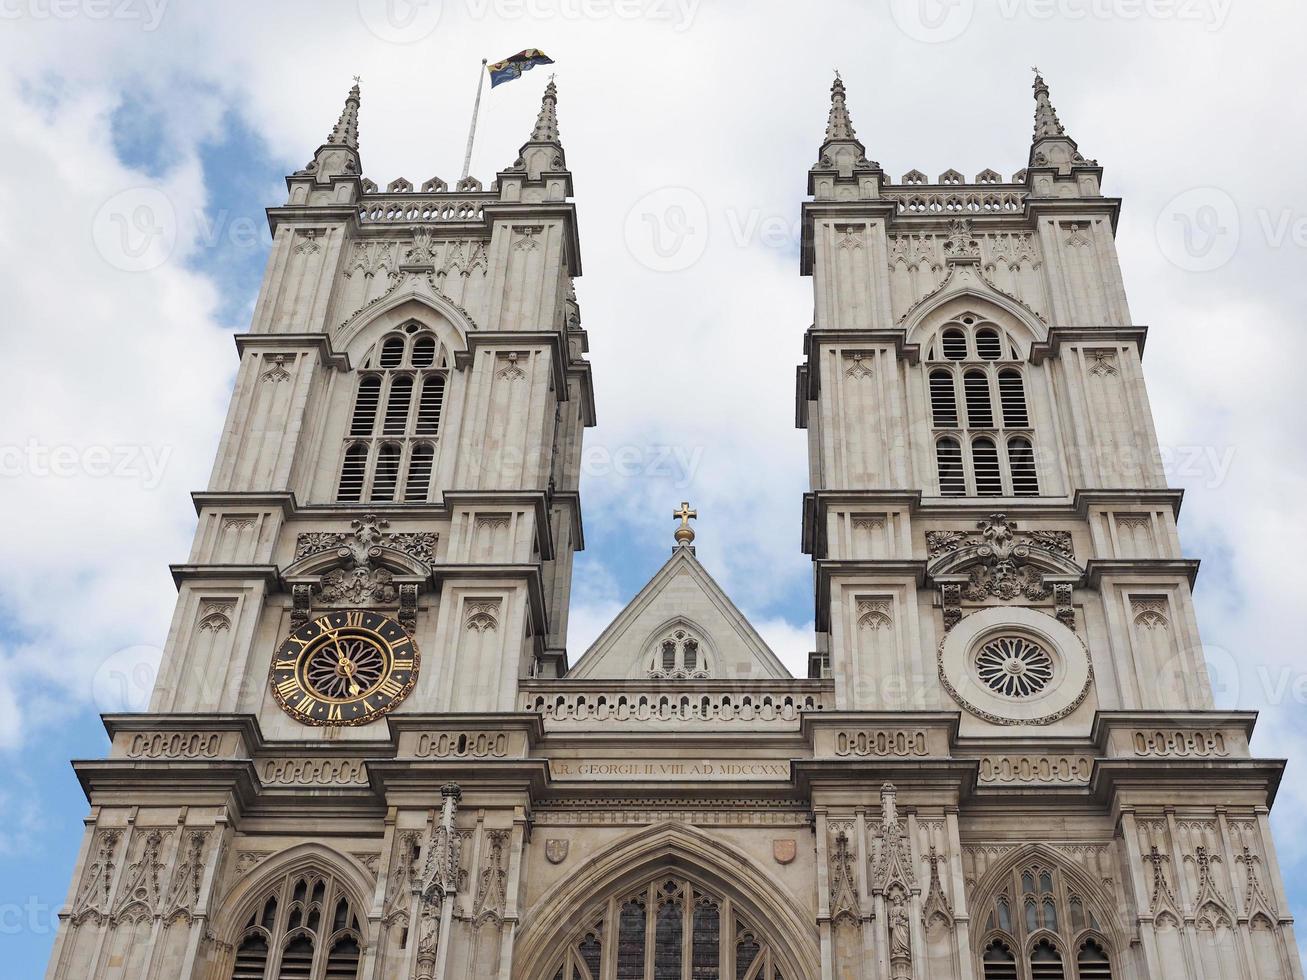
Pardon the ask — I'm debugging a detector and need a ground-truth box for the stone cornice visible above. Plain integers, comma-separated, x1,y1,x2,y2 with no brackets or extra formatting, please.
191,491,298,517
1083,558,1201,588
483,200,583,277
802,490,922,556
441,489,559,561
265,202,362,235
799,329,923,403
453,331,591,421
813,560,928,631
1023,195,1123,232
169,564,281,590
1029,324,1149,363
234,331,351,371
1089,710,1258,751
1073,488,1184,519
799,200,898,275
426,562,549,635
73,759,260,811
1090,758,1285,810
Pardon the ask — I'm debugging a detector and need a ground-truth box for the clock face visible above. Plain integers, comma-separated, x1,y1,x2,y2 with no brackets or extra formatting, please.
269,610,419,726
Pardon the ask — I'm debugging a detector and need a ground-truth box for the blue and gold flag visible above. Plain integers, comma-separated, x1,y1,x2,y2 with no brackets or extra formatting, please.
488,49,555,88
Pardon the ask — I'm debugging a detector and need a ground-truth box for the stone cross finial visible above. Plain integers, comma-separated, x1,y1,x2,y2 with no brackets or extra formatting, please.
673,502,697,546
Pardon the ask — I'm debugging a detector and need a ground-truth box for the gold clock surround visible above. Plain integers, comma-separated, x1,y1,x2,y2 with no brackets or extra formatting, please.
269,610,419,726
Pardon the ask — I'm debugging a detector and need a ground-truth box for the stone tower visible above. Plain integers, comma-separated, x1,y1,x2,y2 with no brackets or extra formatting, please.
45,79,594,980
43,71,1301,980
797,71,1301,980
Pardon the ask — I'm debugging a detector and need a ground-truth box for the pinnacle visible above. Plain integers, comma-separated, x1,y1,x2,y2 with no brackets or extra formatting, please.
825,72,858,143
328,79,361,149
530,79,560,144
1031,69,1067,142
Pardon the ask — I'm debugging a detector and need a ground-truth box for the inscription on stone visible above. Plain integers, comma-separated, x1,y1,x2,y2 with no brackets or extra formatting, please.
550,759,789,780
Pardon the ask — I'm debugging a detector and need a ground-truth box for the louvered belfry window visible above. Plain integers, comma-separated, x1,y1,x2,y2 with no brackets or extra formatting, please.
228,870,364,980
337,323,447,503
926,314,1040,497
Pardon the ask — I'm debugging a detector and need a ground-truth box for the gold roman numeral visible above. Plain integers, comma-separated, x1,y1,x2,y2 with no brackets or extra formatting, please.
377,677,403,699
345,611,364,628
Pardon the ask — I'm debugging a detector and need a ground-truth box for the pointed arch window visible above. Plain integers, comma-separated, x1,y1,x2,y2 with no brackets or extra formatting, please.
925,313,1040,496
977,862,1112,980
227,869,364,980
549,876,786,980
648,626,711,678
336,322,449,503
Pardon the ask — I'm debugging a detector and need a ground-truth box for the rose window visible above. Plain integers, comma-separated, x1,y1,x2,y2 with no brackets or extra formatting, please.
975,636,1054,698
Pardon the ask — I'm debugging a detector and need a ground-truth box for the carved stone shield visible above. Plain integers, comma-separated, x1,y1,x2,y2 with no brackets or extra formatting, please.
773,838,796,865
545,839,569,864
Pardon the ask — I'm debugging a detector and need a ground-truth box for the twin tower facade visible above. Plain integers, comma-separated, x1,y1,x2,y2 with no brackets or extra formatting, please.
45,73,1300,980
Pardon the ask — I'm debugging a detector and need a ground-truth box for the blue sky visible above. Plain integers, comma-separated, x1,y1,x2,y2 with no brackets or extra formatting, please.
1,2,1305,976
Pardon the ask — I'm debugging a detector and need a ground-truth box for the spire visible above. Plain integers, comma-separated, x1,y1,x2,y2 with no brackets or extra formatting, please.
328,78,361,149
1026,68,1096,178
530,78,560,144
825,72,858,143
810,72,879,192
1031,70,1066,142
504,78,569,187
293,78,363,184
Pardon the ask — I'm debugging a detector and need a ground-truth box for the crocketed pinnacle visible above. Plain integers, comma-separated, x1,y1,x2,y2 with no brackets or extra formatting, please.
530,80,560,143
1031,71,1066,141
328,80,361,149
825,72,857,143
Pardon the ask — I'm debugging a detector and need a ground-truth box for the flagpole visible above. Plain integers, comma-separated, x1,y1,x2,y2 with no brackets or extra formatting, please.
461,58,488,181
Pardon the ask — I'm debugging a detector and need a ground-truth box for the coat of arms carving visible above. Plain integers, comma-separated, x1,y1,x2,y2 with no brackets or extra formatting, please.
545,839,570,864
773,838,797,865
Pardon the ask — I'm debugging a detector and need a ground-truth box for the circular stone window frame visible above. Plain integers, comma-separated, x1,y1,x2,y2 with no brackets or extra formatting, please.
938,606,1093,726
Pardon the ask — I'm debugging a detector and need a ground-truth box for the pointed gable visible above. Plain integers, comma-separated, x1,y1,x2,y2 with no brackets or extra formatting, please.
568,547,791,680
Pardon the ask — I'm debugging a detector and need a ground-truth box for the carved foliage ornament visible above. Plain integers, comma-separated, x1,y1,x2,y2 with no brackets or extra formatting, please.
294,514,438,568
928,514,1078,627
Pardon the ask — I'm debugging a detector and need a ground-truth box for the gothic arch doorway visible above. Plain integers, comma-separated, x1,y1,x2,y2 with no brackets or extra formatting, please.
513,823,819,980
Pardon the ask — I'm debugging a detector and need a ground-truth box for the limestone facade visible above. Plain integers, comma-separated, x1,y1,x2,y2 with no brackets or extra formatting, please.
43,73,1301,980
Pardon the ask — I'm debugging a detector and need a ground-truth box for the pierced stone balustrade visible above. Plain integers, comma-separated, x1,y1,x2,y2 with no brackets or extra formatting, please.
519,680,833,730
